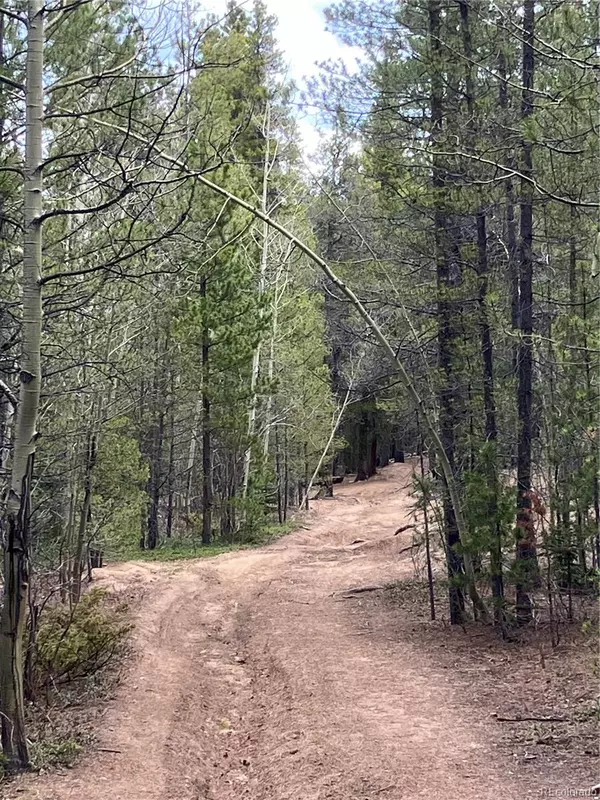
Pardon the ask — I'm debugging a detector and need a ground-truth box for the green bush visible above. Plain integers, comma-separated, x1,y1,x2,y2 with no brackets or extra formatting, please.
29,738,83,770
34,588,132,691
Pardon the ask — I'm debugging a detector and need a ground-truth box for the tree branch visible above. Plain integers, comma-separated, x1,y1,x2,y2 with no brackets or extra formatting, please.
0,74,24,92
0,378,18,408
0,6,26,23
48,54,138,92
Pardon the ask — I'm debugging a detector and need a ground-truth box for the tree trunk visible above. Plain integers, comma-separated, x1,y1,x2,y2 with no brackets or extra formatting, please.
1,457,34,771
515,0,539,624
580,237,599,567
368,437,377,478
263,271,279,459
243,103,271,500
0,390,14,481
201,277,212,545
146,408,164,550
417,412,435,621
498,42,520,341
283,424,289,521
302,386,351,508
303,441,309,508
61,482,76,603
166,397,175,539
457,1,504,621
355,402,370,482
275,425,283,523
146,331,166,550
392,438,404,463
0,0,44,770
185,397,202,517
476,213,505,625
72,433,96,604
429,0,465,625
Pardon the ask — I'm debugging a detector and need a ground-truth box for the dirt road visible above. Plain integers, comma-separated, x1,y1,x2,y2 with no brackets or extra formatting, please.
11,463,594,799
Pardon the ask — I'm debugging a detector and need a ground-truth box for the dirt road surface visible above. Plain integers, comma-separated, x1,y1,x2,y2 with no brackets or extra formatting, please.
10,463,595,799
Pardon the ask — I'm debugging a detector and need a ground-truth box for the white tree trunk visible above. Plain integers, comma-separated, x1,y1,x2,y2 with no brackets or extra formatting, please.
185,396,202,516
262,241,292,459
242,103,272,500
262,300,277,460
10,0,43,500
301,386,352,510
0,0,44,770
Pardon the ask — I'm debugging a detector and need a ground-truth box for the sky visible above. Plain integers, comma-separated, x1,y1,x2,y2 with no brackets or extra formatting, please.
202,0,363,153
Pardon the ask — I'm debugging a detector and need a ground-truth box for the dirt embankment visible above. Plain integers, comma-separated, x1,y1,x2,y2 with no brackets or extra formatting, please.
7,463,598,800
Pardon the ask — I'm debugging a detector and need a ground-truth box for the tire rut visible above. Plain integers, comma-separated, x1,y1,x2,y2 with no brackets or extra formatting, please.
6,464,573,799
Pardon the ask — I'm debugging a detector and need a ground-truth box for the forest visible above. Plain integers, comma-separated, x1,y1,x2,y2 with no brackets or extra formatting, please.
0,0,597,792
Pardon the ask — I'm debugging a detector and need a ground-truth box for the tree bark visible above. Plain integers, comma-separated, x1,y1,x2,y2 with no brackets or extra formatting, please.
263,247,288,460
201,277,212,545
283,424,289,521
355,396,375,482
476,213,505,625
368,437,377,478
417,411,435,621
243,102,272,500
185,397,202,517
166,394,175,539
0,457,34,771
145,335,165,551
146,408,164,550
275,424,283,523
430,0,465,625
515,0,539,624
302,385,351,508
498,37,519,339
72,432,96,604
0,0,44,770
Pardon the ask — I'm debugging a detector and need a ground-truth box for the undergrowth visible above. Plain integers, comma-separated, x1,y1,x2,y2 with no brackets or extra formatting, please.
34,588,132,692
29,738,83,772
111,520,296,563
11,588,133,779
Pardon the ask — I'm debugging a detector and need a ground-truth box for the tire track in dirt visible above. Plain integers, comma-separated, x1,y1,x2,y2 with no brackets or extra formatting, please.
6,463,577,799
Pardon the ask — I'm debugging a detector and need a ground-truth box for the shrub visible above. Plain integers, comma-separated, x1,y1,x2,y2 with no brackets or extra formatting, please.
29,738,83,770
33,588,132,693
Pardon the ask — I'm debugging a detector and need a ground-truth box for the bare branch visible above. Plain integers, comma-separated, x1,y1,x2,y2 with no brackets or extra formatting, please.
0,6,26,23
48,54,138,93
0,74,24,93
0,378,18,408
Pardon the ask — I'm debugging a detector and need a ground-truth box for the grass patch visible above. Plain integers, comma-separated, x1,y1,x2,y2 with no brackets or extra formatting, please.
117,540,238,562
110,520,297,564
